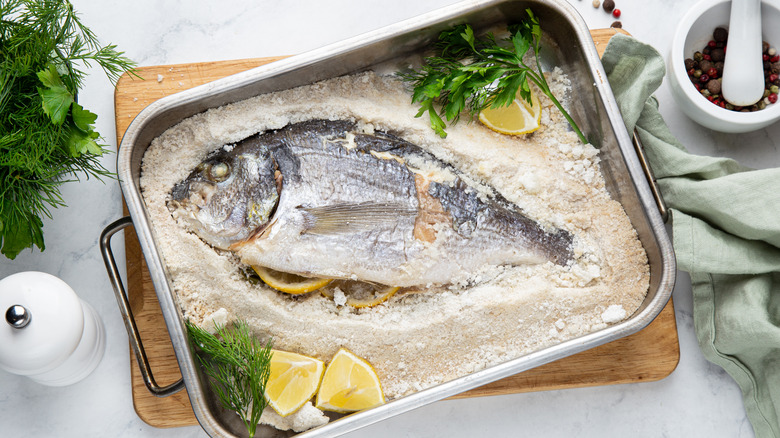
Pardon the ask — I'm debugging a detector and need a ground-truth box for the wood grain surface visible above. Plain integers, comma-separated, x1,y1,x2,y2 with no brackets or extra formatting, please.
114,27,679,428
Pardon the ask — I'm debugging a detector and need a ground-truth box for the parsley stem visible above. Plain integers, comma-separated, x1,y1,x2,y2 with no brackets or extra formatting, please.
400,12,588,144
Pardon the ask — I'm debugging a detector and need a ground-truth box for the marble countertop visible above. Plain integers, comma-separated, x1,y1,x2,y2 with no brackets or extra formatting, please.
1,0,775,436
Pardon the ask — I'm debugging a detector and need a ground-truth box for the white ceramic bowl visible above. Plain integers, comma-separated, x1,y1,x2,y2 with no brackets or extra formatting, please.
669,0,780,133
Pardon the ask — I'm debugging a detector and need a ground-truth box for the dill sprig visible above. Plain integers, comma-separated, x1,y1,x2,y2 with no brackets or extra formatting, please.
186,319,273,438
0,0,137,259
399,9,586,143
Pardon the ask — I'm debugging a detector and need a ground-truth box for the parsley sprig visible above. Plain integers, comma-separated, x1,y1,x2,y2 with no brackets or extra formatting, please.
187,319,274,438
0,0,137,259
399,9,586,143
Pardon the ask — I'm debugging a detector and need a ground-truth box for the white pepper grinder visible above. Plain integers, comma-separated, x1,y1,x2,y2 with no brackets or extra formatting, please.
0,271,105,386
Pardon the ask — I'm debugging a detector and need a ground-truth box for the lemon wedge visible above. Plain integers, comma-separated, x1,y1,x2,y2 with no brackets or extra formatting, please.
265,350,325,417
320,280,400,308
315,348,385,413
252,265,332,294
478,86,541,135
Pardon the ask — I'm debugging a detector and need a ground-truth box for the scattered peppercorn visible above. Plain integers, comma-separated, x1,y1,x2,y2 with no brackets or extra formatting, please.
612,9,621,18
592,0,600,8
610,20,622,29
602,0,615,13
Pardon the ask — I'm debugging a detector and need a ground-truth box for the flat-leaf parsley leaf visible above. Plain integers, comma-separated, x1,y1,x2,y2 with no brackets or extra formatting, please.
399,9,586,143
0,0,137,259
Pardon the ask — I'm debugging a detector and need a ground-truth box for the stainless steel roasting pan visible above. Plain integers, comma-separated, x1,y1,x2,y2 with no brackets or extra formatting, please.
101,0,676,436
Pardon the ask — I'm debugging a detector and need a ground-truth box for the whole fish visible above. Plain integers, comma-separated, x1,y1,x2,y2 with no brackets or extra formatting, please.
167,119,573,287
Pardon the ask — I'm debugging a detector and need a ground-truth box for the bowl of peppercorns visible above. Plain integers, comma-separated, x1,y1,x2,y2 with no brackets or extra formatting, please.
669,0,780,133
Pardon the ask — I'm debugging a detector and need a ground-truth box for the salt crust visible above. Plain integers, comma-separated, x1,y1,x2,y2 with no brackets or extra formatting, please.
258,402,328,432
140,71,649,404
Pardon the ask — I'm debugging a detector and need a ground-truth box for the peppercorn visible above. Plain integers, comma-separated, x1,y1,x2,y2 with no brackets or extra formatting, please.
693,51,703,61
770,47,778,56
610,20,622,28
693,69,702,78
771,55,780,63
684,58,696,70
771,85,780,94
769,93,779,104
763,41,770,53
710,48,725,62
772,62,780,75
612,9,621,18
592,0,600,7
699,74,710,83
707,79,721,95
699,60,713,73
602,0,615,13
713,27,728,42
769,73,779,83
707,67,718,78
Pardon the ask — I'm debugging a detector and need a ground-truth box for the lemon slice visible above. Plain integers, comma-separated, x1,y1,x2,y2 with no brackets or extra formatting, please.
320,280,400,308
265,350,325,417
478,86,541,135
315,348,385,413
252,265,332,294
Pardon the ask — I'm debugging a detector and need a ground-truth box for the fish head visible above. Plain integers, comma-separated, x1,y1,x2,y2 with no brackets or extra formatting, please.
167,143,279,250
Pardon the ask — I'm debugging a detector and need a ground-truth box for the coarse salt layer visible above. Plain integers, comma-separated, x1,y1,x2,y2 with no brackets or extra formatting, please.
140,71,649,408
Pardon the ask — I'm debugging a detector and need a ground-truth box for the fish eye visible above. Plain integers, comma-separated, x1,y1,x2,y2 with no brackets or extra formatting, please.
208,162,231,182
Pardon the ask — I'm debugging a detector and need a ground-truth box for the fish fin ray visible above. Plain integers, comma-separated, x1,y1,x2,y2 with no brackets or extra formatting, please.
299,202,415,235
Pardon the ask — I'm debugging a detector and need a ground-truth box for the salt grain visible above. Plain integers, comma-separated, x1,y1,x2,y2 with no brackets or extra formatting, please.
601,305,627,324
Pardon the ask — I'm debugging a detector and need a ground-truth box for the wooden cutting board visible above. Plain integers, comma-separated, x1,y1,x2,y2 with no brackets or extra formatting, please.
114,28,679,428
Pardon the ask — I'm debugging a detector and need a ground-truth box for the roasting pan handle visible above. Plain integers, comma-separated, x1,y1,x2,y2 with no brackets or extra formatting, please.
632,131,669,222
100,216,185,397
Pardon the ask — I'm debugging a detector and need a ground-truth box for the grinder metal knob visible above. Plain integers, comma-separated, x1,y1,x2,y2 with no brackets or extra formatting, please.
5,305,31,329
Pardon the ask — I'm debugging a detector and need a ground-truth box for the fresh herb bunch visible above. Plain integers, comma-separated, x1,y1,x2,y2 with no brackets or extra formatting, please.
399,9,586,143
186,319,274,438
0,0,136,259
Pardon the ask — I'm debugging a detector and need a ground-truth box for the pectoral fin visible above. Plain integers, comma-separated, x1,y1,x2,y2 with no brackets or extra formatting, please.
299,202,415,235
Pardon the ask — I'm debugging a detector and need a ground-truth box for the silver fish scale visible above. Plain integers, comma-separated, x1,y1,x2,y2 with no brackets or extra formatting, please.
263,132,420,276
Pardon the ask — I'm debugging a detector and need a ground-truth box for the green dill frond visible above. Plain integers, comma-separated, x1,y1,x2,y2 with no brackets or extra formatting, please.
0,0,136,259
187,319,274,438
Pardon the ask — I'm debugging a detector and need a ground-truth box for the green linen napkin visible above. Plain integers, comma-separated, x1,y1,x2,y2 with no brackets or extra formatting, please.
601,34,780,438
